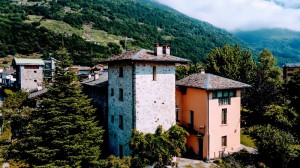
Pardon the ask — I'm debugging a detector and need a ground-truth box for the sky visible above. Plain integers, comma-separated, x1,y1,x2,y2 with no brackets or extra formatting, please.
156,0,300,32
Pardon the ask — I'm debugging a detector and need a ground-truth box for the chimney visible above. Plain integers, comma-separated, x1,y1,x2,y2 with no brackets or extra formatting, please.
163,45,170,56
94,72,99,81
154,43,163,56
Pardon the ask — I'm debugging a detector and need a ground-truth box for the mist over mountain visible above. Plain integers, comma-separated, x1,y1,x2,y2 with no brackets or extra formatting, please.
234,28,300,66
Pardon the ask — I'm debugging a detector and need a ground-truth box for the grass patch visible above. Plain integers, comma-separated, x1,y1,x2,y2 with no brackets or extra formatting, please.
38,19,124,46
241,130,256,149
24,15,43,23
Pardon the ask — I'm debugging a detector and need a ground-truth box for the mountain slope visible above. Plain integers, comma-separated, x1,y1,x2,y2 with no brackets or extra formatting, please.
1,0,246,64
233,29,300,66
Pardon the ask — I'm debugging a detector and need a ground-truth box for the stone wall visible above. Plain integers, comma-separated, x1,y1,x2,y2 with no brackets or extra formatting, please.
108,61,176,156
135,62,176,133
19,65,44,91
108,63,133,156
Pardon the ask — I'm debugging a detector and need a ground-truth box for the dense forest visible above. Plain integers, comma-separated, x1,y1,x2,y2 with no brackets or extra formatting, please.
0,0,246,65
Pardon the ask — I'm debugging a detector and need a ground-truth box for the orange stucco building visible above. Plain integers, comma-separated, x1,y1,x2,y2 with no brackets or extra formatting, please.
176,72,250,160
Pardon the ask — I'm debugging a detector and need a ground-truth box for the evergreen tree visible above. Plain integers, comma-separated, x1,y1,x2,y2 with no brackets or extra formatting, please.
6,48,104,167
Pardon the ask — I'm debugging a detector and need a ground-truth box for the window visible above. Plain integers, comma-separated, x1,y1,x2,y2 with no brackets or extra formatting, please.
111,88,114,96
222,136,227,147
111,115,114,123
190,111,194,129
175,106,179,122
213,90,235,105
119,115,123,129
34,70,37,73
119,88,123,101
212,90,236,99
119,67,123,77
34,80,37,82
119,145,123,158
24,65,38,69
219,97,230,105
153,66,157,81
222,109,227,124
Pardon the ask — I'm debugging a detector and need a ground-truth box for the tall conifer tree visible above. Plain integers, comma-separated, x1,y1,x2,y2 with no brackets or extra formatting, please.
7,48,104,167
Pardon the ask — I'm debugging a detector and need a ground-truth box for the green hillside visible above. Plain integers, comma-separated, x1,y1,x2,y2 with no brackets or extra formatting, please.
1,0,246,65
234,29,300,66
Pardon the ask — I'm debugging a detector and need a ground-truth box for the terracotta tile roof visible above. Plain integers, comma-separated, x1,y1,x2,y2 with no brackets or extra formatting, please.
101,49,189,63
176,73,251,90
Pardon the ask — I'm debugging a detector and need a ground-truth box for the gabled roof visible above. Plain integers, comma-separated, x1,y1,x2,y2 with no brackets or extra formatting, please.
101,49,189,63
13,58,45,66
283,63,300,68
176,73,251,90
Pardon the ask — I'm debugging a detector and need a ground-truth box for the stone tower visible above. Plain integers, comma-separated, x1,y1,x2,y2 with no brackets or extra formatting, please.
102,44,189,156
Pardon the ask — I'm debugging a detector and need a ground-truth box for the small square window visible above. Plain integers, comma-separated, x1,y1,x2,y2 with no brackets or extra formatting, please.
34,70,37,73
153,66,157,81
34,80,37,82
222,136,227,147
229,90,236,97
119,67,123,77
223,91,229,97
111,115,114,123
119,115,123,129
111,88,114,96
222,109,227,124
119,145,123,158
119,88,123,101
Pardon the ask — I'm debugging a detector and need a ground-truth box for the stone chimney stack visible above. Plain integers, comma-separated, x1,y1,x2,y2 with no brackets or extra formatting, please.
94,72,99,81
154,43,163,56
163,45,170,56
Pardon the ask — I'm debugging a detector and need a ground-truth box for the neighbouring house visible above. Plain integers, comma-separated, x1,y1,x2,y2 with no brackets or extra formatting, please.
81,71,109,152
12,58,45,92
0,66,16,87
283,63,300,82
81,71,108,123
12,58,55,93
176,71,250,160
101,44,189,157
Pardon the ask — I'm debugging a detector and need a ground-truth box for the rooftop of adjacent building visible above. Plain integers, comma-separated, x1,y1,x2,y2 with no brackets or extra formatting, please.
176,72,251,90
81,71,108,88
101,48,189,63
12,58,45,66
283,63,300,68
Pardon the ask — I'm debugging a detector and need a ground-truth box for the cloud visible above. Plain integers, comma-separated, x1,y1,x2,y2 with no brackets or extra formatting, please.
156,0,300,32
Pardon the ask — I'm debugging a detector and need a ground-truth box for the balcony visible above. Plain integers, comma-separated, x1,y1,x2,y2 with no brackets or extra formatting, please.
179,121,205,136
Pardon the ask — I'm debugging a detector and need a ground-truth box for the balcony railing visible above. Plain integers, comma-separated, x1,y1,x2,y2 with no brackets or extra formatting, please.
179,121,205,136
218,97,230,105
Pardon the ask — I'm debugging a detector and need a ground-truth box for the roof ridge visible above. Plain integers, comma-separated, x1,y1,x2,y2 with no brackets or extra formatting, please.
132,49,145,59
205,73,211,89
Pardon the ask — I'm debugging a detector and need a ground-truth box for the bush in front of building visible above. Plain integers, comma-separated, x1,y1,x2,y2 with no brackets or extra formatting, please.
130,125,188,167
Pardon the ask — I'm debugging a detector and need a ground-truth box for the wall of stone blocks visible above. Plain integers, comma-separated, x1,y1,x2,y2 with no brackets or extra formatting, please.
134,62,176,133
19,66,44,91
108,63,134,156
